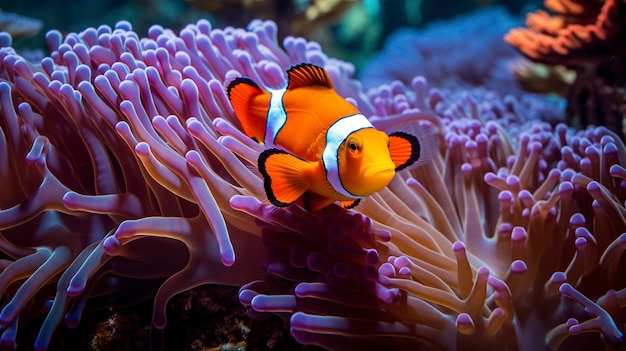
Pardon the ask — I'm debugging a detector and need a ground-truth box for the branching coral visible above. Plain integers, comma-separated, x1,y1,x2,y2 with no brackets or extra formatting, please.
505,0,626,65
506,0,626,138
0,14,624,351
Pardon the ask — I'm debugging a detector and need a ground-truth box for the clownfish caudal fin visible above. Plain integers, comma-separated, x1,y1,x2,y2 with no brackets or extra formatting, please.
227,77,265,139
287,63,333,90
389,131,422,171
258,149,314,207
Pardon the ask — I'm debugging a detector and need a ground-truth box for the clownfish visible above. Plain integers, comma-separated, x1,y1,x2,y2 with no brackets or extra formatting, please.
227,63,421,211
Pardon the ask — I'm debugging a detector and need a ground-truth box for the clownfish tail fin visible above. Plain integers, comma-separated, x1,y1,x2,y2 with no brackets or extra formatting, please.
227,77,265,139
258,148,313,207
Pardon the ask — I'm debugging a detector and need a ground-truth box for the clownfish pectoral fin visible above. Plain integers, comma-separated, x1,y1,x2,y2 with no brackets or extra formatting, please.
389,131,421,171
258,149,313,207
340,199,361,209
227,77,266,139
287,63,333,90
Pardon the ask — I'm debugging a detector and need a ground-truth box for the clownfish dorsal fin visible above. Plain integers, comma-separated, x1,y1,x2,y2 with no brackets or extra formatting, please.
287,63,333,90
389,131,421,171
258,148,315,207
227,77,266,139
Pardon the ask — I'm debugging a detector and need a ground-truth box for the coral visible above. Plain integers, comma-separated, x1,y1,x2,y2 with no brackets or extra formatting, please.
290,0,357,38
506,0,626,138
508,59,576,96
0,10,43,41
90,311,150,351
359,7,525,95
187,0,357,39
505,0,626,65
165,285,249,351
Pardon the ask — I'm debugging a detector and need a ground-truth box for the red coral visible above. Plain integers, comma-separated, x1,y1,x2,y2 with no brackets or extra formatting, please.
506,0,626,138
506,0,626,65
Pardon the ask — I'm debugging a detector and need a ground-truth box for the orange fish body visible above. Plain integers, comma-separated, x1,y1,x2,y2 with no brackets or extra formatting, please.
228,64,421,211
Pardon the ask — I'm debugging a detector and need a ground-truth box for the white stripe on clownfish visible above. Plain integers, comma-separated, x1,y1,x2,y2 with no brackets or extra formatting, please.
322,113,374,199
264,88,287,147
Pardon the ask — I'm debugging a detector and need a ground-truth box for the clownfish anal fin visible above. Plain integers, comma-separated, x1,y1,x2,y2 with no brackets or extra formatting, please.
258,149,312,207
303,192,336,212
389,131,421,171
287,63,333,90
340,199,361,209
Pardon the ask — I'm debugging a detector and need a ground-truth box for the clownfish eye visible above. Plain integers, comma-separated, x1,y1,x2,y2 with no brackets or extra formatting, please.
346,136,362,153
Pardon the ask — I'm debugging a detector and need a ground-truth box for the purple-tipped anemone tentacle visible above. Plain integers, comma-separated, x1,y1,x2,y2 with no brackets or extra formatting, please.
0,12,625,351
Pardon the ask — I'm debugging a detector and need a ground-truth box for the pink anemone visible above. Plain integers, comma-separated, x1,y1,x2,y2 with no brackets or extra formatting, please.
0,17,624,351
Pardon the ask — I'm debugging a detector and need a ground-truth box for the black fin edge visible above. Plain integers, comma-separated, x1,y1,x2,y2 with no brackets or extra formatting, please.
286,63,332,90
258,148,296,208
390,131,421,171
226,77,262,98
342,199,361,209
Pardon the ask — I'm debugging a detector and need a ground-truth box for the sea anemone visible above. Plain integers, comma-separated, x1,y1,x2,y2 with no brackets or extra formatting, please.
0,18,358,350
0,14,624,351
236,79,626,350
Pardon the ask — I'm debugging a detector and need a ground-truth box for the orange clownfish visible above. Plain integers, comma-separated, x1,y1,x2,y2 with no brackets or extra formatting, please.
227,63,421,211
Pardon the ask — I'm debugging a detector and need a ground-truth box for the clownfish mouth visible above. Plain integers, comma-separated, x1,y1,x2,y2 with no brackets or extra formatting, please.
354,167,395,195
364,166,395,179
343,163,395,197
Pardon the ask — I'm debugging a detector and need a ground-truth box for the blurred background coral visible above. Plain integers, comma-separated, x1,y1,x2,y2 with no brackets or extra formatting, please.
1,0,541,68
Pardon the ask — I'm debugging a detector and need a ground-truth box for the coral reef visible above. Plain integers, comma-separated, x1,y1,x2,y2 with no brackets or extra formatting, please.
506,0,626,138
0,10,43,40
187,0,357,40
359,7,524,95
508,59,576,96
0,13,624,351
